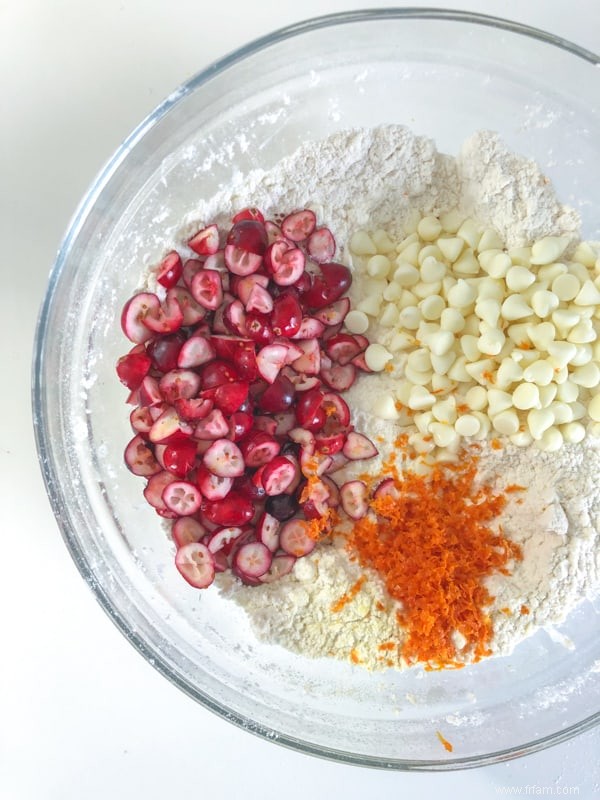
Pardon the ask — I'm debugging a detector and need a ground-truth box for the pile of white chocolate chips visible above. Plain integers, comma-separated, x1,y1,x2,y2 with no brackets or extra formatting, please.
139,126,600,670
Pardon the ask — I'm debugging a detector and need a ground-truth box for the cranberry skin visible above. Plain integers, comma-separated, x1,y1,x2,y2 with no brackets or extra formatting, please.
303,262,352,310
232,346,259,381
232,208,265,224
295,388,325,428
271,292,302,338
265,493,299,521
147,333,186,372
229,411,253,441
280,440,301,459
245,312,274,345
116,351,152,391
202,491,254,526
201,359,240,389
226,220,268,256
258,375,295,413
233,475,266,502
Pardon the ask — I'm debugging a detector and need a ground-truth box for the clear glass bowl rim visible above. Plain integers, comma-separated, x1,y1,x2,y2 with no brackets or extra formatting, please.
32,7,600,771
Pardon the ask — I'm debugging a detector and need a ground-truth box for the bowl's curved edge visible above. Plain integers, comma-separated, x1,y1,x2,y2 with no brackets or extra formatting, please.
31,7,600,770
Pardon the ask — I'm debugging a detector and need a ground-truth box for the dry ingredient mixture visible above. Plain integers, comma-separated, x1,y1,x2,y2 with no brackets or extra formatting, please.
121,125,600,671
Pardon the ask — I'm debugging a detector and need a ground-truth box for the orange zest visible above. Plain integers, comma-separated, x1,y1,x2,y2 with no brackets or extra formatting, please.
436,730,454,752
331,575,366,612
345,453,522,668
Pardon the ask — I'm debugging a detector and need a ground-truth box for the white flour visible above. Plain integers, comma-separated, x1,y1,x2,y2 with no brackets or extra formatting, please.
169,125,598,669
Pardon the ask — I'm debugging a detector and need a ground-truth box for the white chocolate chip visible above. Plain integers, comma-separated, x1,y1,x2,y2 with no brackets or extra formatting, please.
501,295,534,321
350,230,377,256
512,382,540,410
364,343,393,371
344,309,370,334
372,394,400,420
530,236,569,265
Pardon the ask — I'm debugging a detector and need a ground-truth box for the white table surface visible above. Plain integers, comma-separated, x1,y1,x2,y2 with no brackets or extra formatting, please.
3,1,600,797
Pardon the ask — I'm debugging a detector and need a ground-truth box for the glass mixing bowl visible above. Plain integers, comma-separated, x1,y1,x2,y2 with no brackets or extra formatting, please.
33,9,600,769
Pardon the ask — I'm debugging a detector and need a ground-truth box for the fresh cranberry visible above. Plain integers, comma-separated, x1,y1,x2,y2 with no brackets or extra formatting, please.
202,491,255,526
245,312,274,344
258,374,295,413
146,333,185,373
265,493,298,521
227,220,268,256
271,292,302,338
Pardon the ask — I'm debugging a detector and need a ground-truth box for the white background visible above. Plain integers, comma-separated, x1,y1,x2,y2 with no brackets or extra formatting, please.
2,1,600,798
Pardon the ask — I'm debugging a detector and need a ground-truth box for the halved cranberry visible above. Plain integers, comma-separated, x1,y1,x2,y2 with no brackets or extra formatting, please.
146,333,185,372
325,333,366,365
174,397,213,422
271,292,302,338
307,227,335,263
343,431,378,460
229,411,253,441
194,408,230,440
182,258,203,290
233,541,273,580
121,292,161,343
256,512,281,552
202,491,254,526
224,246,263,276
260,553,296,582
167,287,206,325
320,363,356,392
176,335,215,369
290,317,326,340
149,406,192,444
201,360,240,389
172,517,206,548
207,526,245,555
231,273,269,304
291,338,320,375
159,369,201,404
175,542,215,588
256,343,288,384
130,406,153,435
272,248,306,286
211,380,249,415
138,375,163,407
143,293,184,335
223,299,248,336
281,209,316,242
191,269,224,311
279,519,316,557
259,456,297,496
303,263,352,310
295,388,325,428
321,392,351,427
143,470,179,510
245,312,274,344
232,207,265,224
252,416,278,435
188,224,219,256
258,374,295,413
227,219,268,255
265,492,298,521
203,438,245,478
340,480,369,520
373,477,400,500
163,480,202,516
240,431,281,467
196,465,233,501
157,251,183,289
116,350,152,391
234,474,266,502
245,283,273,314
163,439,197,477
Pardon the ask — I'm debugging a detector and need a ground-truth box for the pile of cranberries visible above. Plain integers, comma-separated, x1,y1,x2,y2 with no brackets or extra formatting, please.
117,207,378,589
